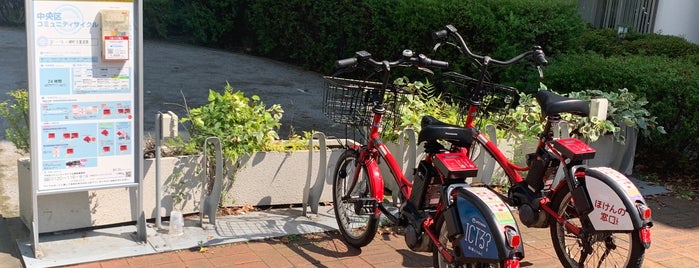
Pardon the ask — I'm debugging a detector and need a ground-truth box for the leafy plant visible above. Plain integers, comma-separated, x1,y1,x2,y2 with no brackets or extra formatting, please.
197,240,208,253
168,172,186,206
383,77,462,142
566,87,665,143
0,89,30,154
491,85,663,144
265,131,321,152
163,136,199,156
180,83,284,163
491,92,544,141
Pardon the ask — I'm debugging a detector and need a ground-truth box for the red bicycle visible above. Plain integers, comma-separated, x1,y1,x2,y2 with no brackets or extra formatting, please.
432,25,653,267
325,49,524,267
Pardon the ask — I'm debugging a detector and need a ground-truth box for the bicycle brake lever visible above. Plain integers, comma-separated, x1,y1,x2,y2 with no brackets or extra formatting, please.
537,65,544,79
416,66,435,75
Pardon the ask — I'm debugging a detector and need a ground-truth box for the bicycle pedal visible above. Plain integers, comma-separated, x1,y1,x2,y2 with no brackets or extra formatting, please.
352,198,377,215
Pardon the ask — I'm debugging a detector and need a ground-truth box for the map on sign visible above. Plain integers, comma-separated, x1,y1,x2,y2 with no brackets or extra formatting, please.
29,0,136,191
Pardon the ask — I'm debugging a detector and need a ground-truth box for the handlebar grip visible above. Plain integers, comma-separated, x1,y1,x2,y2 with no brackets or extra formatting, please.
418,54,449,69
533,46,548,66
535,53,548,66
432,29,448,40
431,59,449,68
335,57,358,69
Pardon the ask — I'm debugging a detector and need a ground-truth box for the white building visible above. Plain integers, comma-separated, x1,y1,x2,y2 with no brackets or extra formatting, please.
578,0,699,44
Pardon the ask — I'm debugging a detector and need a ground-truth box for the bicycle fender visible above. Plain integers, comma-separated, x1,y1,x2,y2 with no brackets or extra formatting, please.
583,167,647,231
445,186,523,262
364,159,385,203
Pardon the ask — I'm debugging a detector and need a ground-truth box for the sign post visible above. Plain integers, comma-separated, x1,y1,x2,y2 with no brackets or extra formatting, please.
25,0,144,258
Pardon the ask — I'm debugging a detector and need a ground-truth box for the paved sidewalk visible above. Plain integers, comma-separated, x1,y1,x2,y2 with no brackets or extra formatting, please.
57,194,699,268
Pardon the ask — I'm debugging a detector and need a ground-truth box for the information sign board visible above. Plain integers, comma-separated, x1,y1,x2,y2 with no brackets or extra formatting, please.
28,0,137,192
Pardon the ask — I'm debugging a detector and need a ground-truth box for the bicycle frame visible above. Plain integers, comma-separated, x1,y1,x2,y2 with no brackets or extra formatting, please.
329,49,524,267
347,109,413,212
430,24,651,267
348,102,522,266
463,99,651,238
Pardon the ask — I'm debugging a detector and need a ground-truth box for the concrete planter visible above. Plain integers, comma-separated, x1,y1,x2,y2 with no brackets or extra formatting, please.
18,148,341,233
19,155,203,233
587,126,638,175
220,149,342,207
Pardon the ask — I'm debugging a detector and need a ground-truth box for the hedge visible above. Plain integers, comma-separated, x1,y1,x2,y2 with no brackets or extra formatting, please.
244,0,585,74
543,52,699,162
576,28,699,63
0,0,23,26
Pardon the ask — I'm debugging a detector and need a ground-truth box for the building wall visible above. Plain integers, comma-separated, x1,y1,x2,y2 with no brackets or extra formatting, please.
654,0,699,44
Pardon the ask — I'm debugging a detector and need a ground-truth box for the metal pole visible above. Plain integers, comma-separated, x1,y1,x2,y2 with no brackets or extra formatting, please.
136,0,147,242
155,112,162,229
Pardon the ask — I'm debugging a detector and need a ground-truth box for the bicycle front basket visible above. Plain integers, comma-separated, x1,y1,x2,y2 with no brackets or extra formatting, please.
441,72,519,117
323,76,406,128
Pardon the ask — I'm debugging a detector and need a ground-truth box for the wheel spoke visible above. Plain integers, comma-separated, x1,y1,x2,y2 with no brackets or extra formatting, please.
550,186,644,268
332,150,378,248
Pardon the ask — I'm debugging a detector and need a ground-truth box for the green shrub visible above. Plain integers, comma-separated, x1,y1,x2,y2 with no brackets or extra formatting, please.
0,89,30,154
577,28,699,62
245,0,585,75
574,28,620,54
247,0,373,70
143,0,173,38
543,52,699,161
174,0,242,44
0,0,24,26
180,83,283,162
144,0,243,44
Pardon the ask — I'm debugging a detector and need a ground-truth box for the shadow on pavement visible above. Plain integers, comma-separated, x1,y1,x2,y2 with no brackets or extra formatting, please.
0,216,29,268
645,194,699,229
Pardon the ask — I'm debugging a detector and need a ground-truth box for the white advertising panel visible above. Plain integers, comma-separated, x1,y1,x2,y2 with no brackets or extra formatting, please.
28,0,136,192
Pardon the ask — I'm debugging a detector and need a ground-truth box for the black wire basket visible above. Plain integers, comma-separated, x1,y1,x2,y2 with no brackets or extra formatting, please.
323,76,407,129
440,72,520,119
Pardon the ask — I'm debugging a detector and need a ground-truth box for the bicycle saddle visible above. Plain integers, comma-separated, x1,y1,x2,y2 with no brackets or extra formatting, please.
536,90,589,117
418,116,474,147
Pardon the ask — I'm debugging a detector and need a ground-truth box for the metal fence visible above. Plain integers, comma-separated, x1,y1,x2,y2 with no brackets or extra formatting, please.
578,0,658,33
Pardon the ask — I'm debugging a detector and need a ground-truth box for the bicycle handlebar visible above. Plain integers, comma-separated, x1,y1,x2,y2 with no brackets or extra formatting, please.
335,49,449,72
433,25,547,67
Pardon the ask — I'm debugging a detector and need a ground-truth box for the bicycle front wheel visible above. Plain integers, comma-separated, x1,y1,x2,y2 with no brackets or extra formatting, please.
332,149,378,248
549,184,645,268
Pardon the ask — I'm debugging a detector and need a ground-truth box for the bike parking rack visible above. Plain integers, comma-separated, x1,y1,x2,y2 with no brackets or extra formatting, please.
385,128,418,205
303,132,328,216
302,129,418,215
200,137,223,227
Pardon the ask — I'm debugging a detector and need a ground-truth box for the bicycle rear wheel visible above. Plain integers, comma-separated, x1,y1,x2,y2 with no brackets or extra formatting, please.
549,183,645,268
332,149,378,248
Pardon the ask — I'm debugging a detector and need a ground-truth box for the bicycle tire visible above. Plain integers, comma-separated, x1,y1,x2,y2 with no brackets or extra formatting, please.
332,149,379,248
433,213,503,268
549,181,645,268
